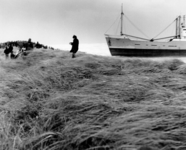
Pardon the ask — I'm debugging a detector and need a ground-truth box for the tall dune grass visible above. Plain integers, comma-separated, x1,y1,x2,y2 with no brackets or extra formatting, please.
0,48,186,149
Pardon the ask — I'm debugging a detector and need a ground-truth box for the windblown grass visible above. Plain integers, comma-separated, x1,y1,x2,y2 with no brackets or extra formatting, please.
0,48,186,149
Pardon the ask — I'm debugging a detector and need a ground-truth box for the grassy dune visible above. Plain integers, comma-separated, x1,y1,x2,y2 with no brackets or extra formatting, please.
0,48,186,150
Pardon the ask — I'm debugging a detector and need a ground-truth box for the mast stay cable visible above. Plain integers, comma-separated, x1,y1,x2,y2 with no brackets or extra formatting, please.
105,14,120,34
115,19,120,35
152,19,176,40
124,15,150,39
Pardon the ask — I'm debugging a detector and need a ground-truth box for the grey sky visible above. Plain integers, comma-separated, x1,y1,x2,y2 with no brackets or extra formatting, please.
0,0,186,47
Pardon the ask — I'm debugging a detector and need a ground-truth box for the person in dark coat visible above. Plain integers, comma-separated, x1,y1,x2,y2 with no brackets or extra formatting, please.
4,44,13,59
70,35,79,58
4,46,9,59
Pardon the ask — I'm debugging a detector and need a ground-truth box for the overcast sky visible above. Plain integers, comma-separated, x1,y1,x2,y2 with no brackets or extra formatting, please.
1,0,186,55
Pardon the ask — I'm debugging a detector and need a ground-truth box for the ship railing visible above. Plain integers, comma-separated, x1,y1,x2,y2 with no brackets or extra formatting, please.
105,34,149,41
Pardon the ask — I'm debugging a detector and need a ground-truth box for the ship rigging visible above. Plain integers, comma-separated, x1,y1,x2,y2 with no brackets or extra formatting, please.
105,5,186,42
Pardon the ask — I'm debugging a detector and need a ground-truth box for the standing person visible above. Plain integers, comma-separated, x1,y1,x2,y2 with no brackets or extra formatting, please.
4,46,9,59
70,35,79,58
4,44,13,59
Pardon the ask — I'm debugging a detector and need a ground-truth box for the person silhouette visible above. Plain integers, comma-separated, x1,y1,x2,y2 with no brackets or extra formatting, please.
4,44,13,59
70,35,79,58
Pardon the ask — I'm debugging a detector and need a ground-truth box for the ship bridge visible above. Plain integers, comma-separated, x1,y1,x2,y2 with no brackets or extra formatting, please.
176,15,186,40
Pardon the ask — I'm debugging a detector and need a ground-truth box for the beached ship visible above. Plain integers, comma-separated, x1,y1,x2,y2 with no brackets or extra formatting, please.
105,7,186,57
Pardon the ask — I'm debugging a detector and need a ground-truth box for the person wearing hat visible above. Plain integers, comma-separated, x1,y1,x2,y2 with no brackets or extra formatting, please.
70,35,79,58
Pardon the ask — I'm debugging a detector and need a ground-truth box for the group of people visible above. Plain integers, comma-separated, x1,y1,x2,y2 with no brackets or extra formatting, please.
4,44,26,59
3,35,79,59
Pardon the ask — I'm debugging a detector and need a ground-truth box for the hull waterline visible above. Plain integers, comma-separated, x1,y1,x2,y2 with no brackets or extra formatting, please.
109,48,186,57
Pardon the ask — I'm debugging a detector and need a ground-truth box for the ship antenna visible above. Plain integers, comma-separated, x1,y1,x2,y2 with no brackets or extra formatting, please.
120,4,124,36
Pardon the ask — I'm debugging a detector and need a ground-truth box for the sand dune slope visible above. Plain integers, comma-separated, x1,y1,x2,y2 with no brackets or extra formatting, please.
0,48,186,150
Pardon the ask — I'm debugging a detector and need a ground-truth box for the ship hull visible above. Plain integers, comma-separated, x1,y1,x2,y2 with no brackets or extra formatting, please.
109,48,186,57
105,36,186,57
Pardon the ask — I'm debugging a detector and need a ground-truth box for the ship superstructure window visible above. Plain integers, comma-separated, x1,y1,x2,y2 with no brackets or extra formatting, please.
151,45,157,46
135,44,140,45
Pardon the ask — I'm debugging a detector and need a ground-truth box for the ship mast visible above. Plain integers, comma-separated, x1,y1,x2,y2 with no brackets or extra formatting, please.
176,16,181,39
176,17,178,38
179,16,181,39
120,4,124,36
